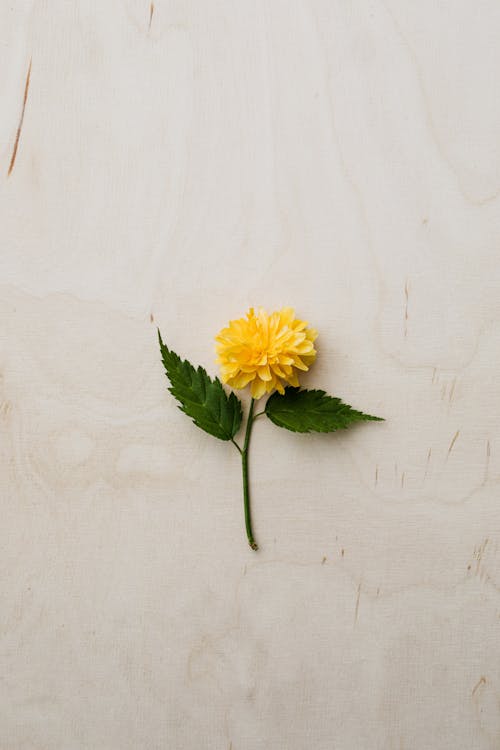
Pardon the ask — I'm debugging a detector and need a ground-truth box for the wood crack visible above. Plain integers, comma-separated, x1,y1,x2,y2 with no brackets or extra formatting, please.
7,58,32,177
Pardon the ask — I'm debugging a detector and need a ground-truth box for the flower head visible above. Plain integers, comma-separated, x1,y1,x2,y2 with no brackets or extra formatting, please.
215,307,318,399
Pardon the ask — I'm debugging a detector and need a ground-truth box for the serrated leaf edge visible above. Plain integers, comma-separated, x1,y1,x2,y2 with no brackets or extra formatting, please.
265,386,384,433
158,330,243,441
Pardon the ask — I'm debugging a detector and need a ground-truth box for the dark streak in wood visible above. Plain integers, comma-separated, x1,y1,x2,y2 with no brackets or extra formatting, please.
484,439,490,485
474,539,489,576
354,583,361,625
424,447,432,480
448,377,456,403
404,279,409,337
7,58,32,177
148,2,154,30
471,676,486,696
448,430,460,455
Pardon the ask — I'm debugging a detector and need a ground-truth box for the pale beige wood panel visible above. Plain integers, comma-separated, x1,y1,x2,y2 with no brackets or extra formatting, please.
1,2,500,748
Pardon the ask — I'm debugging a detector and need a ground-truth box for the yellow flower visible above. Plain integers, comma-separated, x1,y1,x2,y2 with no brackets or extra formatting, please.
215,307,318,399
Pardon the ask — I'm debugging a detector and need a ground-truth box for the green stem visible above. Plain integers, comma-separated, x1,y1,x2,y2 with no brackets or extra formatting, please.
241,398,258,551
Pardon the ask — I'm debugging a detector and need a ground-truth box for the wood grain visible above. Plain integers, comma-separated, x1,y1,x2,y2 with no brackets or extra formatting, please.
1,2,499,748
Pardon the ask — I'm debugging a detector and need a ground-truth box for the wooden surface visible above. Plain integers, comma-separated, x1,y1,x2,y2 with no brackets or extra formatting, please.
1,2,500,748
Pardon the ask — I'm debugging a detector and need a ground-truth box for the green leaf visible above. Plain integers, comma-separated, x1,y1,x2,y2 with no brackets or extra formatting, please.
158,330,242,441
265,387,384,433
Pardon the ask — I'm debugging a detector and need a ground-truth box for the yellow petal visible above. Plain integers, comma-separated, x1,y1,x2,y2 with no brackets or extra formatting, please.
291,355,308,371
251,377,268,399
257,364,272,381
228,371,255,389
285,370,299,387
215,306,318,396
296,340,314,354
279,307,295,326
275,379,285,394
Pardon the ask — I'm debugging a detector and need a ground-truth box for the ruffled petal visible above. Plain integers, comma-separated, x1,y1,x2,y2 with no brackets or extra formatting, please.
251,377,268,399
216,307,318,396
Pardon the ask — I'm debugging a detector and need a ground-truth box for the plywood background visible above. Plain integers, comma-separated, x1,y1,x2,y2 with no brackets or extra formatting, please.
1,2,500,748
